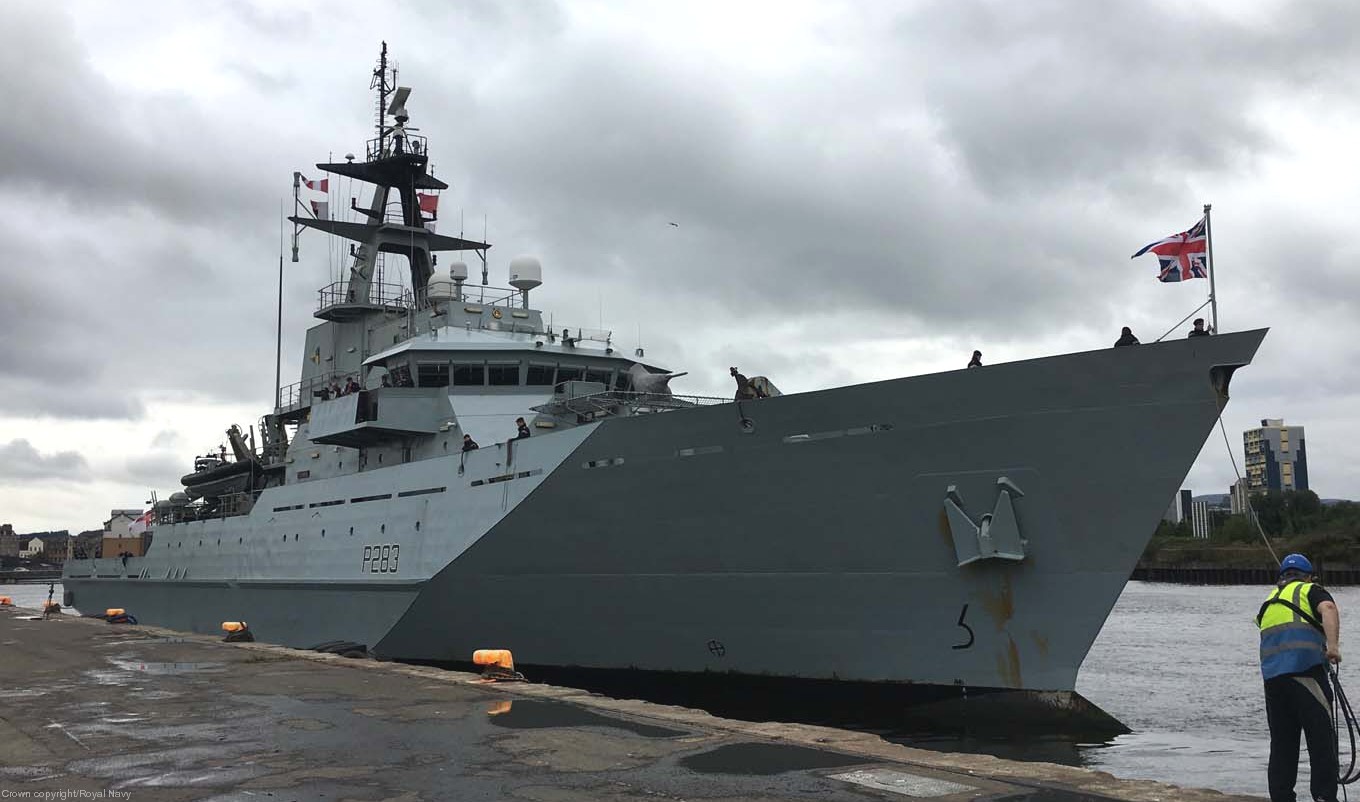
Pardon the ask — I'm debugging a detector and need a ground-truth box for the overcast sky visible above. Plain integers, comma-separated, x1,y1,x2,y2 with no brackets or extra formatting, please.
3,0,1358,533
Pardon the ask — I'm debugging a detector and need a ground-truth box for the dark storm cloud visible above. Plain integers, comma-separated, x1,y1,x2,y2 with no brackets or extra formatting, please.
0,439,90,481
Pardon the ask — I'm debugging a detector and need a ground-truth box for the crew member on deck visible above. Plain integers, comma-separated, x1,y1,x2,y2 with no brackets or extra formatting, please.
968,350,983,368
731,367,757,400
1188,318,1211,338
515,417,531,439
462,434,479,452
1113,327,1140,347
1258,553,1341,802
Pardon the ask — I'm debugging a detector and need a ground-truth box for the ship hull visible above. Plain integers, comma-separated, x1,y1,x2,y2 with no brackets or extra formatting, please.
66,331,1266,700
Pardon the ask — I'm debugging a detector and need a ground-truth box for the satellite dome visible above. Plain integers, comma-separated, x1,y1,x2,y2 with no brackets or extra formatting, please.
450,260,469,281
427,274,456,301
509,256,543,291
169,492,190,506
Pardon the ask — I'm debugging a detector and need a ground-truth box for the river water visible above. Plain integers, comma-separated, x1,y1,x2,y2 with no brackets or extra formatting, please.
6,580,1345,797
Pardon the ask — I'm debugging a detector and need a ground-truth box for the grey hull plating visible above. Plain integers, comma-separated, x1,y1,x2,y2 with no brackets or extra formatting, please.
68,330,1265,694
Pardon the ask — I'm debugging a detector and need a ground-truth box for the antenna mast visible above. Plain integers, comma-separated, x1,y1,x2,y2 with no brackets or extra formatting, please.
371,42,396,156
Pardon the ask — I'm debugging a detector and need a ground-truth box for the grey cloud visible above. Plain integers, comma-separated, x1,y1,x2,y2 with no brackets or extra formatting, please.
124,453,187,487
0,439,90,481
0,0,1356,528
900,0,1360,196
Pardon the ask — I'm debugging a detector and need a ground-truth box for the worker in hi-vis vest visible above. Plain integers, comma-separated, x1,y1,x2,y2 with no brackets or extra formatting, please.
1257,553,1342,802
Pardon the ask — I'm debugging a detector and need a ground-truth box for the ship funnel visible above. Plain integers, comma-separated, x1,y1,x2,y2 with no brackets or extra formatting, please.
508,256,543,309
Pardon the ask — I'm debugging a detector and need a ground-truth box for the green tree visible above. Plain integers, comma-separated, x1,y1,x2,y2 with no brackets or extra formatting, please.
1213,514,1257,544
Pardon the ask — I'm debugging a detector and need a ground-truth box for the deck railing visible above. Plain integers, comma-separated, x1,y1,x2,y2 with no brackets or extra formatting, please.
317,281,414,314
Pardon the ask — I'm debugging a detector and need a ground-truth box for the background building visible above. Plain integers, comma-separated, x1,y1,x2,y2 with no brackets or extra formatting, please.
1244,418,1309,493
1163,489,1193,524
0,523,18,558
102,509,148,558
1229,480,1250,514
104,510,143,538
1191,500,1212,538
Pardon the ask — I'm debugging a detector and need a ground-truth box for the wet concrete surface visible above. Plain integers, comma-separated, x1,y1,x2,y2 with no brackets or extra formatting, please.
0,607,1259,801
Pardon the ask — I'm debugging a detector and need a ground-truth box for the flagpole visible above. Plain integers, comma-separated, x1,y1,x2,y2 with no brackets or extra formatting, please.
1204,202,1218,333
275,201,284,414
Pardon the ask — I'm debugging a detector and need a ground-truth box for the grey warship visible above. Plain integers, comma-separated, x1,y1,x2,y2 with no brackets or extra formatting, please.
65,45,1266,723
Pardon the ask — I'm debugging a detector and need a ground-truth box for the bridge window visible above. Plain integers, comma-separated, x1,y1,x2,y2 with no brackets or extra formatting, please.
557,366,584,383
527,363,555,385
418,362,450,387
585,368,611,385
488,362,521,386
453,363,485,386
614,371,634,391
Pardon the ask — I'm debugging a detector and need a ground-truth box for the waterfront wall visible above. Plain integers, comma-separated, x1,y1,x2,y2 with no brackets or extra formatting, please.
1134,562,1360,586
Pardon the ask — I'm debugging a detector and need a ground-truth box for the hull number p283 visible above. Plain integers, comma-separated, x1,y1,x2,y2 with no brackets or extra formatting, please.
362,544,400,574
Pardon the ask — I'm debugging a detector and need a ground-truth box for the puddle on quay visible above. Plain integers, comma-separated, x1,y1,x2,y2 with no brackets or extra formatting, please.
486,699,685,738
109,658,226,675
678,742,870,775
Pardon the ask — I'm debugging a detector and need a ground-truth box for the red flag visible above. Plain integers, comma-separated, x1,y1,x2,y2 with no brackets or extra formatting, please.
417,192,439,231
128,510,154,535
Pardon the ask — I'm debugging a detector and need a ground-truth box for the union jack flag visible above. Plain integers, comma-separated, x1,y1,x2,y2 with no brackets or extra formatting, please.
1131,216,1209,282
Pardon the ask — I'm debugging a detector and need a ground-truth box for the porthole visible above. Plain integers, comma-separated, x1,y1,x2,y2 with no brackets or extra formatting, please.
380,523,386,534
321,529,326,538
349,526,354,536
198,540,202,547
282,534,286,541
415,521,421,531
294,533,299,541
216,538,220,546
239,537,243,544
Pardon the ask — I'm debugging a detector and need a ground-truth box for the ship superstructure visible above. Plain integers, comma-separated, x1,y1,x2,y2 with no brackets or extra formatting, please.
65,45,1267,726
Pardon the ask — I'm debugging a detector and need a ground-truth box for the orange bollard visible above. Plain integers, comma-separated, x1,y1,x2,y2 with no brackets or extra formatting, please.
472,649,516,671
472,649,524,682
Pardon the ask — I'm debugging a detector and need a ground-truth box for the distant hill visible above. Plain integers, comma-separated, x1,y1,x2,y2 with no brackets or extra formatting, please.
1192,493,1352,507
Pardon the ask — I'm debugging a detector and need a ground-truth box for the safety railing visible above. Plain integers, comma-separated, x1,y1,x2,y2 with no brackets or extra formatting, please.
317,281,413,314
532,390,729,422
278,371,351,413
365,133,430,161
153,492,255,526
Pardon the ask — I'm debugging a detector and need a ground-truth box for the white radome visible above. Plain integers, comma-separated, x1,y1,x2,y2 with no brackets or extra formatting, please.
508,256,543,291
427,274,456,301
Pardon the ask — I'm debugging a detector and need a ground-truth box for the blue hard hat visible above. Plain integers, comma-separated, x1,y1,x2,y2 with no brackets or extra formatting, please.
1279,553,1314,576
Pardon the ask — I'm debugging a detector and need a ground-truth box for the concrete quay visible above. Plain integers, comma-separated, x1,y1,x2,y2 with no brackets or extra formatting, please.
0,607,1254,802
